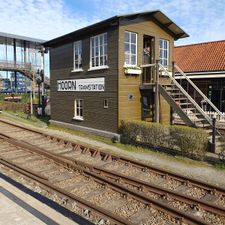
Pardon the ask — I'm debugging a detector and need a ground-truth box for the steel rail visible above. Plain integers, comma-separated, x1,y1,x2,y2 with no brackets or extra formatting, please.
0,158,130,225
0,118,224,196
2,131,224,218
0,135,209,225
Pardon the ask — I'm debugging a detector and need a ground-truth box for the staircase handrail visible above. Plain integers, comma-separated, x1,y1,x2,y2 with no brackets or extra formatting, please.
175,64,223,118
159,63,213,126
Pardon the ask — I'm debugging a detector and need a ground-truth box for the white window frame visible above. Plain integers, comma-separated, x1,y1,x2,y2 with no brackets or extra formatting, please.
73,40,83,72
159,39,169,66
124,31,137,67
73,99,84,120
89,33,108,70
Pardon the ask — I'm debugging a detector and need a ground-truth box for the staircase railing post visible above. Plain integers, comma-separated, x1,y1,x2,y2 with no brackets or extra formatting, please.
212,115,216,153
172,61,175,78
155,60,160,123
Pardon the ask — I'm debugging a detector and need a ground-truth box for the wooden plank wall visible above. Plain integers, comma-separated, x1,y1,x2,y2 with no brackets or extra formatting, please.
118,18,174,126
50,27,119,133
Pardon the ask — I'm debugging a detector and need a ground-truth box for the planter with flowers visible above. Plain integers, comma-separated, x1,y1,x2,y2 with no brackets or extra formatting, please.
124,66,142,75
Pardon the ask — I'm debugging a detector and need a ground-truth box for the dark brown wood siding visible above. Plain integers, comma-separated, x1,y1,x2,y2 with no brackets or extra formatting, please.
50,26,118,133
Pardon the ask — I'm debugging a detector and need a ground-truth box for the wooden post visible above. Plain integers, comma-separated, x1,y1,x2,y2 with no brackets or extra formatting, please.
172,61,175,78
154,60,160,123
211,116,216,153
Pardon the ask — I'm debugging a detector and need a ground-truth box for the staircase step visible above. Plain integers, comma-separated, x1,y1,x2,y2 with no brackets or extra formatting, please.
179,102,193,106
193,118,207,122
170,92,183,96
173,98,188,101
182,107,197,111
196,123,211,128
191,112,203,116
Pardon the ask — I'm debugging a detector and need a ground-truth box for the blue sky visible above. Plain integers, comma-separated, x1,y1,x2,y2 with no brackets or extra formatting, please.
0,0,224,45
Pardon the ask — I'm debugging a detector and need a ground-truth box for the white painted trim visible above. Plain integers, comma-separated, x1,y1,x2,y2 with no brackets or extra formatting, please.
88,65,109,71
73,116,84,121
89,32,108,69
175,73,225,79
71,69,84,73
124,31,137,66
74,99,84,119
159,39,169,66
73,40,82,71
177,71,225,75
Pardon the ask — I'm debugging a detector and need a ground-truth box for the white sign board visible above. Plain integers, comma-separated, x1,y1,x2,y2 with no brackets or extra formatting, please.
57,77,105,92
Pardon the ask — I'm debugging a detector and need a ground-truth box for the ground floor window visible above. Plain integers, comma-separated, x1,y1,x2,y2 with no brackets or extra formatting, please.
74,99,84,120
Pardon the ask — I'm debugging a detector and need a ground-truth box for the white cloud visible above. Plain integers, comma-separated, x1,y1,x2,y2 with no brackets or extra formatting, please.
0,0,224,45
0,0,91,40
89,0,225,45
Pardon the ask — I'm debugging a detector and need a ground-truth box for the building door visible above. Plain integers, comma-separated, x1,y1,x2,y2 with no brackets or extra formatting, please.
142,35,155,83
208,82,225,112
141,90,154,121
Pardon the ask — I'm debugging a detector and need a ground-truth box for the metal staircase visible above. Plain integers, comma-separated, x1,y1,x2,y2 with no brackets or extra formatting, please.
158,63,224,152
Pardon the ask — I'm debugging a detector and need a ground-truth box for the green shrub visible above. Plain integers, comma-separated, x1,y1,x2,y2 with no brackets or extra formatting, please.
170,125,208,159
120,120,170,148
120,120,208,160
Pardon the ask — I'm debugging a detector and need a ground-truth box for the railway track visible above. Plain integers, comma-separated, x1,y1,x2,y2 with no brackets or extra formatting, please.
0,119,225,224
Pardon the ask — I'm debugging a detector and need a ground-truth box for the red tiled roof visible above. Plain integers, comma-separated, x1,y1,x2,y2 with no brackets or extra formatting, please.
174,40,225,73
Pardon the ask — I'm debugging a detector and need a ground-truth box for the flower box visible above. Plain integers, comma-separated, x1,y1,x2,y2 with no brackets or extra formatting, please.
124,67,142,75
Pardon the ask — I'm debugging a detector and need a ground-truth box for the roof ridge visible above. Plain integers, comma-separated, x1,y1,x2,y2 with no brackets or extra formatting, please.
175,39,225,48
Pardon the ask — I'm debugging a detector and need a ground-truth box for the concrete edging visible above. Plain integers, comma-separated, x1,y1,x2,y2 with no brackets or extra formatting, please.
50,119,120,140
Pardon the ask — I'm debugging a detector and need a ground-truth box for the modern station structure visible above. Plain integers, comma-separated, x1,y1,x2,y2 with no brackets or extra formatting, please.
44,10,224,147
0,32,49,93
174,40,225,113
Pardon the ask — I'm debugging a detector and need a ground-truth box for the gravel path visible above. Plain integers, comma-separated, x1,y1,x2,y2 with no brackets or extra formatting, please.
1,112,225,188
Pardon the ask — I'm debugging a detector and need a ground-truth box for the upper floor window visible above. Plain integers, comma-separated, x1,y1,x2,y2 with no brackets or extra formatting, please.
90,33,108,68
159,39,169,66
124,31,137,66
74,40,82,70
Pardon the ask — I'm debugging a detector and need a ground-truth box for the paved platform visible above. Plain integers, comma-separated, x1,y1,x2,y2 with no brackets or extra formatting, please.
0,174,93,225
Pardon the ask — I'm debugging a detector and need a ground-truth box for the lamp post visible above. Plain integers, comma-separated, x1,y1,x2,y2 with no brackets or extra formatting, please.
39,47,48,116
36,69,42,116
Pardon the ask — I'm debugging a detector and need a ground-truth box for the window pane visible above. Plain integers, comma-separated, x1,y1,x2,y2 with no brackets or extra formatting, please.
125,53,130,65
104,33,107,44
131,44,136,54
96,57,99,66
164,40,167,48
95,37,98,46
125,32,129,42
104,45,107,55
131,33,136,44
100,46,103,55
91,38,94,47
104,56,107,65
160,40,163,48
95,46,99,55
80,108,83,117
160,50,163,58
100,35,103,45
164,50,167,58
131,55,136,65
100,56,104,66
125,43,129,53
